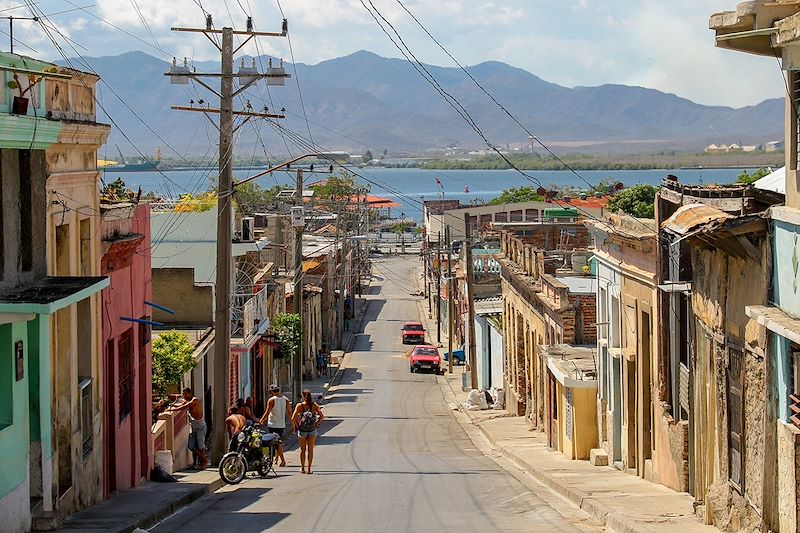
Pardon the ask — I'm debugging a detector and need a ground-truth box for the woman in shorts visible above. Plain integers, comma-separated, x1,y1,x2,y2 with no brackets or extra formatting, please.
291,389,324,474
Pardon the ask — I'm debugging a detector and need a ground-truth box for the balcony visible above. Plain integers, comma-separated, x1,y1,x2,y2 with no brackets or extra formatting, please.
231,283,275,341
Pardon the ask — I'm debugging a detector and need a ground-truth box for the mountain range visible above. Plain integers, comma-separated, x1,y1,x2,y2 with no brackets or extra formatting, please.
66,50,784,157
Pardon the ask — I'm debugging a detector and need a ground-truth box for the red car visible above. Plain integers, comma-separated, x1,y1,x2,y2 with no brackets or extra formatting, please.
410,345,441,374
401,322,426,344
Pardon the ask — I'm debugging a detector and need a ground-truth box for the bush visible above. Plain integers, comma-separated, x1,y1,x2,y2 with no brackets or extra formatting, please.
272,313,301,361
152,331,197,400
607,185,657,219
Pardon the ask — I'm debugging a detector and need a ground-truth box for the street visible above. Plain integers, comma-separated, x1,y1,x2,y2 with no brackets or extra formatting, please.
151,256,591,533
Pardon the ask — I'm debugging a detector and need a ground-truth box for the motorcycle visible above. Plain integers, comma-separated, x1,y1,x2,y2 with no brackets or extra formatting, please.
219,424,280,484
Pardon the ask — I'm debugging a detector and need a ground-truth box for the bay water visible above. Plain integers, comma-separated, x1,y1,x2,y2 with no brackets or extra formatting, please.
112,166,757,222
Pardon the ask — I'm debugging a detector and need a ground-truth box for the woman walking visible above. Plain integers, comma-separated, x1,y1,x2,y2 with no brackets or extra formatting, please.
292,389,324,474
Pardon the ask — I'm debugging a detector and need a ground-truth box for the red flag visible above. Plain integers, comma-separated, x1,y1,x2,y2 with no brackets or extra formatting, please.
464,185,470,193
435,177,442,186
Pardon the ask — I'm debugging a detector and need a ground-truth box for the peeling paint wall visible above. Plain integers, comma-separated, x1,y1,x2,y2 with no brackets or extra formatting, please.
690,238,769,532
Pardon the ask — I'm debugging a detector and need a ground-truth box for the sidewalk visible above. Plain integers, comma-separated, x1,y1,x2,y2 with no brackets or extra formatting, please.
438,358,716,533
410,266,716,533
51,469,223,533
50,298,371,532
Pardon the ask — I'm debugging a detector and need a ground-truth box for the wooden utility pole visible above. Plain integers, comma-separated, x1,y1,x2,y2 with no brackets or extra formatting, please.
446,225,454,375
436,230,442,344
167,16,289,465
292,169,305,403
464,212,478,390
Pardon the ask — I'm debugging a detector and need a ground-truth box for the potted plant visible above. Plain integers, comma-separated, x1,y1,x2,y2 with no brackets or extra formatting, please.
6,66,57,115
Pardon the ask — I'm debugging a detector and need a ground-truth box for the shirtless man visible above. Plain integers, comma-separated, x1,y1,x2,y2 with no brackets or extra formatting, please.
225,406,248,439
167,387,208,469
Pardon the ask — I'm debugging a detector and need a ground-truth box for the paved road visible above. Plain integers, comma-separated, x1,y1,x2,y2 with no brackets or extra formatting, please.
152,256,587,533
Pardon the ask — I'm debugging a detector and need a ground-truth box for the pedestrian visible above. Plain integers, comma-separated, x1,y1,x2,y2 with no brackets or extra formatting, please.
225,406,247,440
291,389,324,474
236,397,257,424
166,387,208,469
316,350,326,377
259,385,291,467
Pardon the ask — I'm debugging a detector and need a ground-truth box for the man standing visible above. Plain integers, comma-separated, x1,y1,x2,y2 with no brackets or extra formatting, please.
260,385,291,467
167,387,208,469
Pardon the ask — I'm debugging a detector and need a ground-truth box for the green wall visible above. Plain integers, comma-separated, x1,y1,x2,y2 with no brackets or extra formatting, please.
0,321,31,499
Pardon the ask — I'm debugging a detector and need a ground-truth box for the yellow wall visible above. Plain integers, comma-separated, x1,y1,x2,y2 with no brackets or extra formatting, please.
557,382,598,460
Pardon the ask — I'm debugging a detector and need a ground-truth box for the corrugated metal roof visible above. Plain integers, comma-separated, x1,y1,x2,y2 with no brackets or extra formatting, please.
661,203,732,236
754,166,785,194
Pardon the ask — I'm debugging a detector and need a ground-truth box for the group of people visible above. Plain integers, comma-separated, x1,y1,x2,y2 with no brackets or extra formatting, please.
168,385,324,475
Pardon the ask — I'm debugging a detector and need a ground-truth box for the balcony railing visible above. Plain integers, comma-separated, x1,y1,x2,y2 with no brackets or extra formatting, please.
231,284,274,339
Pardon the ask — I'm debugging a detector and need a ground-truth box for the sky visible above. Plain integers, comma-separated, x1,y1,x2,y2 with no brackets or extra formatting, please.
1,0,787,108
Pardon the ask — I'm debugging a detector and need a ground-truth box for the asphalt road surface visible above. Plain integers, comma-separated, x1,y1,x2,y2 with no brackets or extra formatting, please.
152,256,592,533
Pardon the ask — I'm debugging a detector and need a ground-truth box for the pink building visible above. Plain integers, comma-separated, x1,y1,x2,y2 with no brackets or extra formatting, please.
99,203,153,495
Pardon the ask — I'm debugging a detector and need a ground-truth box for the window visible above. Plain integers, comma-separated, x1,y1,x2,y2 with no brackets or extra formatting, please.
138,319,150,365
727,347,744,491
795,71,800,170
118,331,133,421
494,212,508,223
79,378,92,455
0,327,13,431
788,343,800,429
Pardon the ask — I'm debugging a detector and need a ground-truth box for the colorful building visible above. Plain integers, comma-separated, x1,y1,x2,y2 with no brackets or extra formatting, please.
585,215,673,487
0,53,109,533
541,344,598,460
44,60,111,523
99,202,153,495
711,2,800,530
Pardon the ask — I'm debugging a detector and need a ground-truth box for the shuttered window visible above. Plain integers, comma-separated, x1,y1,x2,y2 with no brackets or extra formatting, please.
118,331,133,421
727,347,744,491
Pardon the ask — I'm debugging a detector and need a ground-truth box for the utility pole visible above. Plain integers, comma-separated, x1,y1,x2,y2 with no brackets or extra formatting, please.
292,169,305,403
436,230,442,344
167,15,289,465
446,225,455,375
464,212,478,390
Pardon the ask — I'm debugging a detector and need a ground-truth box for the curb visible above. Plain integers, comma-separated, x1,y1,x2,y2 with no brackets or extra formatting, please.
441,378,704,533
344,298,371,354
124,477,225,533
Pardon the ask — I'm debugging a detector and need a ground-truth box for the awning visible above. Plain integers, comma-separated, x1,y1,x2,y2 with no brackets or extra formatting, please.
746,305,800,345
0,276,109,314
662,203,767,259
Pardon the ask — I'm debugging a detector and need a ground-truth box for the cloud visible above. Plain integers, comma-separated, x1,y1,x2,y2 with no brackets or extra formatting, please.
0,0,785,108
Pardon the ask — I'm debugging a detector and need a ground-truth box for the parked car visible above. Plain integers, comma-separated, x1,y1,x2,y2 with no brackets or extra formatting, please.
410,345,441,374
401,321,426,344
443,348,466,365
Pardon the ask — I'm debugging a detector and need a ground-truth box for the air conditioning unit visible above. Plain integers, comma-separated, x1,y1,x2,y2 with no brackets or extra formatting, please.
241,217,255,242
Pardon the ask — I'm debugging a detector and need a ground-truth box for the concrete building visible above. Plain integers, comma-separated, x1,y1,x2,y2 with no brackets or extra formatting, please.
498,222,597,423
657,175,782,530
585,215,673,488
541,345,598,460
0,53,109,532
99,202,152,495
473,297,504,391
43,60,112,525
423,198,608,243
711,3,800,531
285,284,323,382
150,204,280,414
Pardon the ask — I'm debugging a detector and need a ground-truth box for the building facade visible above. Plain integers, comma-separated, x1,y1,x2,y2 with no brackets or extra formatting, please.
711,3,800,531
585,215,678,488
99,203,153,495
0,53,109,532
498,222,597,424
